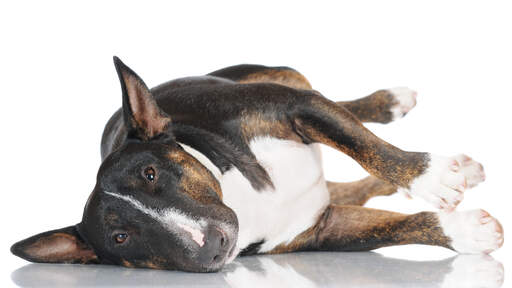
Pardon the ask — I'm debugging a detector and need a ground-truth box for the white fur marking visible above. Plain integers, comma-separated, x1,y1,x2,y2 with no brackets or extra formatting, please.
438,210,504,254
399,154,485,210
179,138,329,255
104,191,206,247
388,87,417,120
220,138,329,253
177,223,205,247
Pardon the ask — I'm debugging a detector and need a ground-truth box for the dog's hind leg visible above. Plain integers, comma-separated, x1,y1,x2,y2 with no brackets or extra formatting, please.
270,205,503,254
327,176,397,206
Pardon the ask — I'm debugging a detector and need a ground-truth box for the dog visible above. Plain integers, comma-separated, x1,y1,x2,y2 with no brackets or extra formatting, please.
11,57,504,272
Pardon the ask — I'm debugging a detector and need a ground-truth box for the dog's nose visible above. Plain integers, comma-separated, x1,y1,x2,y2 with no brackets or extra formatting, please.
196,225,229,265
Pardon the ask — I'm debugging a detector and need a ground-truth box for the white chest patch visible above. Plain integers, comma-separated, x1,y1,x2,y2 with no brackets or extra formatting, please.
182,138,330,254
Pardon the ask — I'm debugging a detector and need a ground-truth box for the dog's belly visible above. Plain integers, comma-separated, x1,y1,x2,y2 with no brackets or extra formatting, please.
182,138,330,254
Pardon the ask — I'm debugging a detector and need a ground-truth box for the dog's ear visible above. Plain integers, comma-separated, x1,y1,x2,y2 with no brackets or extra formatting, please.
113,56,172,141
11,224,99,264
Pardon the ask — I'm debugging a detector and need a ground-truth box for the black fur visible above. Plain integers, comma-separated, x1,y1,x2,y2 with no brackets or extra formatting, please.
239,240,265,256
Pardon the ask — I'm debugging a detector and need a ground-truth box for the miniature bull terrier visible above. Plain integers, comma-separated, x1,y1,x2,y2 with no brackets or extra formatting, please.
11,57,504,272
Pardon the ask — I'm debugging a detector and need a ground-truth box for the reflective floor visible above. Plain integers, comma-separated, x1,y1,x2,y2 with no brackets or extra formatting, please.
11,252,504,288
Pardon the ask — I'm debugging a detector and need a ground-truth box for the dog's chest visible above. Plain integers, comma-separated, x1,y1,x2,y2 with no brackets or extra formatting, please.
182,138,330,254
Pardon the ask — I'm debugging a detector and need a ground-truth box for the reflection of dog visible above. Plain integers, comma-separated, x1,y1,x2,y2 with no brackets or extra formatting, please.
11,253,504,287
224,253,504,288
12,58,503,272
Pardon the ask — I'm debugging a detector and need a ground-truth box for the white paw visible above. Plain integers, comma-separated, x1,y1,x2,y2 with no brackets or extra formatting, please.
438,209,504,254
401,154,485,210
388,87,417,120
441,254,504,288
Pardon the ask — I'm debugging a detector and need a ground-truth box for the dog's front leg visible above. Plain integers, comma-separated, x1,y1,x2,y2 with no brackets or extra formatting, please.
293,95,485,211
270,205,503,254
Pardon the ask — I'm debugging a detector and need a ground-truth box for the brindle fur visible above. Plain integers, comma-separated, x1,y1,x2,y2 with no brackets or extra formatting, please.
293,96,429,187
338,90,399,124
327,176,398,206
270,206,452,254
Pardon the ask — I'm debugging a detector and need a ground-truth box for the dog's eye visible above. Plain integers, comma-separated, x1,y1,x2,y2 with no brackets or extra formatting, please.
143,167,156,182
114,233,128,244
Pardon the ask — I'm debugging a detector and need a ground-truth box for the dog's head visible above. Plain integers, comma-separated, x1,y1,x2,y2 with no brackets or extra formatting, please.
11,57,238,272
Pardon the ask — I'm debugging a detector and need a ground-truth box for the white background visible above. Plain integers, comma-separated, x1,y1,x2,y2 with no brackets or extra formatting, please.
1,1,510,287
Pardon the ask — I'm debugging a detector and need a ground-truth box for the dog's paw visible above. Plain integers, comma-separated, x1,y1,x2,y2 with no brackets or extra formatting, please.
402,154,485,210
438,209,504,254
441,254,504,288
388,87,417,120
